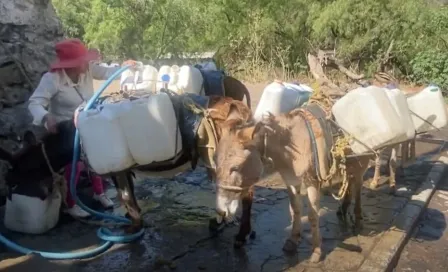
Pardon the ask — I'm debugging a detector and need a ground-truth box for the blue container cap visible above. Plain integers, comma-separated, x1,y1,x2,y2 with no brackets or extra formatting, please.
161,74,170,82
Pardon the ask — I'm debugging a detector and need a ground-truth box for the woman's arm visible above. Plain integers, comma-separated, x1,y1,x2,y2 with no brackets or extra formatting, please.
89,62,121,81
28,73,58,126
90,60,139,80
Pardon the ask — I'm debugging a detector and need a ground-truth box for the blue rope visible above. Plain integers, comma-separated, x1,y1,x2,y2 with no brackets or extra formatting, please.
0,65,144,260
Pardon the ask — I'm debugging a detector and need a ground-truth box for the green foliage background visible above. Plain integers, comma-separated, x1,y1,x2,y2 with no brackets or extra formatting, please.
52,0,448,86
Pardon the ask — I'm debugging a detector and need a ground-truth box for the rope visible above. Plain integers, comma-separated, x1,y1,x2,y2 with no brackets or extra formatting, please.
305,83,379,200
41,143,67,206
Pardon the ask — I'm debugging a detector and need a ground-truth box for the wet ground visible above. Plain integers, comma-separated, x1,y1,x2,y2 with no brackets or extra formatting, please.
393,167,448,272
0,135,446,271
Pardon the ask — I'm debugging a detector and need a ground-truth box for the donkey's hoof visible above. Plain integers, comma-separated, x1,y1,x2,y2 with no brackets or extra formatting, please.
369,182,378,190
124,225,142,234
389,185,396,195
233,237,246,248
208,218,221,232
249,231,256,240
355,219,364,229
309,250,322,263
282,239,298,253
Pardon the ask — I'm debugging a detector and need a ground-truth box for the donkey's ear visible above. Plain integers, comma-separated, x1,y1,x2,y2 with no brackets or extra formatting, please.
226,104,241,121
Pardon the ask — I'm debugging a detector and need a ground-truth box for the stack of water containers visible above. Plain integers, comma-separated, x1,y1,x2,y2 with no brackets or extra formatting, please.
78,65,183,175
253,80,314,122
120,62,158,92
156,65,204,95
331,84,448,154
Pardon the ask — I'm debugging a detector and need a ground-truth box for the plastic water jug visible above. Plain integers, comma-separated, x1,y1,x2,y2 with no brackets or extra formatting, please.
384,87,416,140
253,81,313,122
177,65,204,95
77,103,135,174
120,69,135,89
157,65,171,91
138,65,158,92
168,65,180,92
406,85,448,133
120,64,157,92
332,86,408,154
4,188,61,234
118,92,183,165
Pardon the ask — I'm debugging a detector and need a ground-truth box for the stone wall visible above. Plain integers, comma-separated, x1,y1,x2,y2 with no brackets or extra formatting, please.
0,0,64,196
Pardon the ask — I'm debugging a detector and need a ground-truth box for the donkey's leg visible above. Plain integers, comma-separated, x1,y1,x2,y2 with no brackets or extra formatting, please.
353,158,370,232
279,171,302,253
388,146,398,195
234,186,254,248
206,167,216,182
400,142,409,168
112,171,143,233
370,152,382,189
126,171,142,214
306,180,322,263
353,173,364,231
282,184,302,253
337,186,352,229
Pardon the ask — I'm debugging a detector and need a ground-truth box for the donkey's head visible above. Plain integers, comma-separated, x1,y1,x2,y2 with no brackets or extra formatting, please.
213,109,269,221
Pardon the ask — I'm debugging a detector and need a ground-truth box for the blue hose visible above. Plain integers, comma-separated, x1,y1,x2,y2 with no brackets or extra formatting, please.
0,65,144,259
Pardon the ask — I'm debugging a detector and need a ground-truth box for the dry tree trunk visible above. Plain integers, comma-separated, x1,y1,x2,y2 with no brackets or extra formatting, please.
307,53,345,96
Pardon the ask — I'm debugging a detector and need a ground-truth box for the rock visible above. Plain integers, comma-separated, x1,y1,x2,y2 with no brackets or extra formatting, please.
0,103,33,136
0,0,63,108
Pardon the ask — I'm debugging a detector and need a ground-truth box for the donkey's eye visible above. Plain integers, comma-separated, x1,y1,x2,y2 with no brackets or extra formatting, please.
229,166,240,173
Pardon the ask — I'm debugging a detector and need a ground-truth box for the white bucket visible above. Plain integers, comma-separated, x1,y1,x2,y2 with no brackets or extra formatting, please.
4,189,62,234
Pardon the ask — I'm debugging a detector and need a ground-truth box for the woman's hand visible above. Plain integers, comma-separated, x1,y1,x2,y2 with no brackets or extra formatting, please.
122,60,138,68
43,114,58,133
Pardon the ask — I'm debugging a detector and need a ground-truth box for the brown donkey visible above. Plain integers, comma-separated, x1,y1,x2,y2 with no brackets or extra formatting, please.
212,105,386,263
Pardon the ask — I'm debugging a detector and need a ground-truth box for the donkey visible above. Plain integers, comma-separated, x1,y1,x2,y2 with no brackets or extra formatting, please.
212,105,395,263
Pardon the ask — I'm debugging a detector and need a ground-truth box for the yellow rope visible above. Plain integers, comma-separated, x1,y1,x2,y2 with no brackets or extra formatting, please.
304,82,352,200
324,135,352,200
307,82,334,117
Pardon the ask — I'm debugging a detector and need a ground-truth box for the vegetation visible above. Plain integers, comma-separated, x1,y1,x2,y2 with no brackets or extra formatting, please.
53,0,448,86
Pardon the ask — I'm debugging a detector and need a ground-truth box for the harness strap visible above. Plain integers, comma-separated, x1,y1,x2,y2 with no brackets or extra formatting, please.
183,96,219,169
295,109,324,182
41,143,67,205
